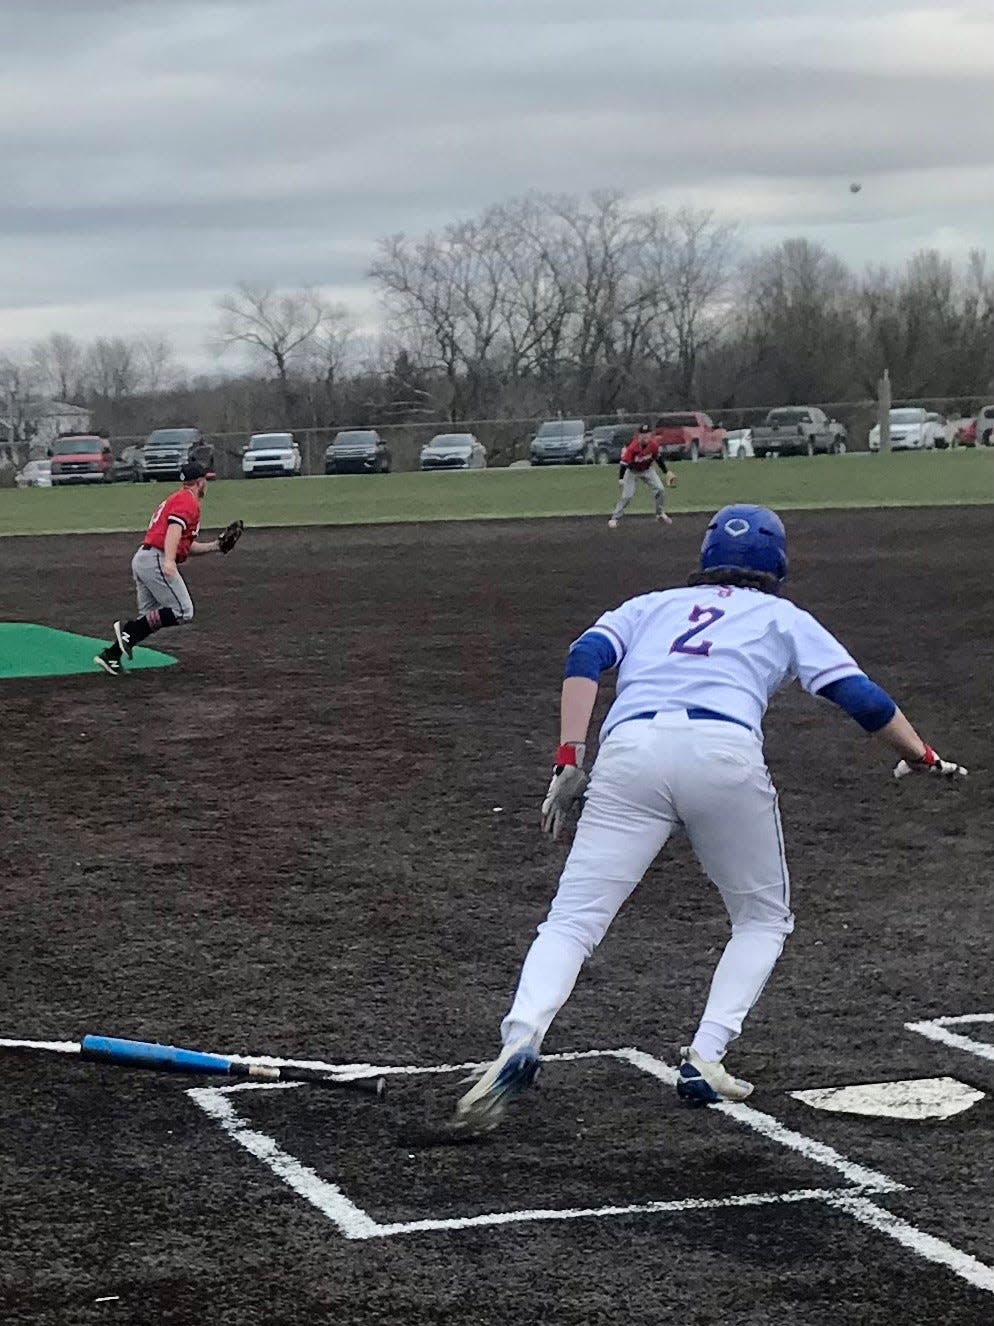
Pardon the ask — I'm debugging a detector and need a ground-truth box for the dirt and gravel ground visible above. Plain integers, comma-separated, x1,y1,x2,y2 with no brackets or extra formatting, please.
1,506,992,1324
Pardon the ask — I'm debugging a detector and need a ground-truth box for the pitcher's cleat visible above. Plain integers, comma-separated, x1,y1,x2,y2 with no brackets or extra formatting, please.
608,517,618,529
656,512,673,525
676,1046,753,1106
94,650,123,677
451,1042,540,1133
113,621,134,660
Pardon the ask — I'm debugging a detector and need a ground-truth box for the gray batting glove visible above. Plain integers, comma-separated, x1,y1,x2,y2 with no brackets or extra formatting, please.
541,744,588,839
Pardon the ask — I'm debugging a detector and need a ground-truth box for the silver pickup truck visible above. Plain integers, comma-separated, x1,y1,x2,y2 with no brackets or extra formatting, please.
750,407,847,458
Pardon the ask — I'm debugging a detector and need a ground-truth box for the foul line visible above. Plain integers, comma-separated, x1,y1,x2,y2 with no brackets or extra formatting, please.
906,1014,994,1065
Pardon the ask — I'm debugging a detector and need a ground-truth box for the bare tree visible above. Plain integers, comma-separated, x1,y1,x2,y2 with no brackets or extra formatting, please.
135,333,177,394
214,284,334,415
31,332,86,403
85,337,141,401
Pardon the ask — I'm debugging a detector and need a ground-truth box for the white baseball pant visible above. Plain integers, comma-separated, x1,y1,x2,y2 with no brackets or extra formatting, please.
500,711,794,1052
611,466,666,519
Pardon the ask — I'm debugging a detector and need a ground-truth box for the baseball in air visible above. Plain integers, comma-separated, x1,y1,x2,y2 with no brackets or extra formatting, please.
849,182,862,193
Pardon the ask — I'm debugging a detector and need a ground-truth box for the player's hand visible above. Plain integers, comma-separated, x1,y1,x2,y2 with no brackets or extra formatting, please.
541,744,588,840
163,559,178,578
894,745,967,780
665,471,678,488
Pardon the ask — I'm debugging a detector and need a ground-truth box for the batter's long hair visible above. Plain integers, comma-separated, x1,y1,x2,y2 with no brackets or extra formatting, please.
686,567,781,595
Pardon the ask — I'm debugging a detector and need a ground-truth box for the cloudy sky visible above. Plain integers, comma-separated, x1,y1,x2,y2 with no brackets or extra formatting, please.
2,0,992,369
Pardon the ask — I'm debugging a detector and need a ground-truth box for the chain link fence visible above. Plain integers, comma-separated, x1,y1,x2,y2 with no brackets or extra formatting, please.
3,395,991,485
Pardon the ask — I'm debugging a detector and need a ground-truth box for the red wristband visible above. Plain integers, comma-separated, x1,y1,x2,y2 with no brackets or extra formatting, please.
919,744,938,767
555,743,581,767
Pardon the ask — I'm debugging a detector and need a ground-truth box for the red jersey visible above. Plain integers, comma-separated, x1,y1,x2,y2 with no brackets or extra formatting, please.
143,488,201,563
620,437,661,472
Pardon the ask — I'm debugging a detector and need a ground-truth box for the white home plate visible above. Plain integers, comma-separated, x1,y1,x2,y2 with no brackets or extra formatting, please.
791,1077,985,1120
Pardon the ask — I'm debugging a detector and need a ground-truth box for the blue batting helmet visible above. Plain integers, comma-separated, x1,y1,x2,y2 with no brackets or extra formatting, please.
699,505,788,581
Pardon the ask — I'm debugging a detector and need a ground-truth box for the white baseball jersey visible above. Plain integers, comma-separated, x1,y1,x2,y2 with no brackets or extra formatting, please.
587,583,864,738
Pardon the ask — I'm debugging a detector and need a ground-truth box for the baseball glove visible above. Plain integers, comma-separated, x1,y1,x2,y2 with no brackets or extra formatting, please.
217,519,244,555
665,471,678,488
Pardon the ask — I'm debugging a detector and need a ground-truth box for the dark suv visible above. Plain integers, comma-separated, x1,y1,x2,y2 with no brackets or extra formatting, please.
590,423,638,465
142,427,214,482
324,429,391,474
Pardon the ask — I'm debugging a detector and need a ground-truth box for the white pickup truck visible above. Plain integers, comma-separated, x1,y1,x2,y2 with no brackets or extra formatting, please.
750,407,847,458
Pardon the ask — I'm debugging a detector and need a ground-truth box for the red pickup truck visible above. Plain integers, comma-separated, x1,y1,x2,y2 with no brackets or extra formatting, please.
648,411,725,461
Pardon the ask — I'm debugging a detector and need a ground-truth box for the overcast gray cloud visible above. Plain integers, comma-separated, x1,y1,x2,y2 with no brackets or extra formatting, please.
2,0,992,366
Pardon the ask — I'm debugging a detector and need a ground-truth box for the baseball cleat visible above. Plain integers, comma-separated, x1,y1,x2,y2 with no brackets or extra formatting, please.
451,1042,540,1133
676,1047,753,1106
94,650,123,677
113,621,134,660
656,512,673,525
608,517,618,528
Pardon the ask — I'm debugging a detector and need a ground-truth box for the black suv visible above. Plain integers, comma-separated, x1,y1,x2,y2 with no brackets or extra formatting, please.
324,429,391,474
142,427,214,482
590,423,638,465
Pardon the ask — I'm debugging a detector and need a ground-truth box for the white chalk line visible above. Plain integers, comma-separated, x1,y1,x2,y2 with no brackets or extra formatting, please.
0,1037,82,1054
906,1016,994,1065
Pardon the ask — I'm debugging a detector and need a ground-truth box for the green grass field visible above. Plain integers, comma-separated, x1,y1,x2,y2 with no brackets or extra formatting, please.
1,451,990,536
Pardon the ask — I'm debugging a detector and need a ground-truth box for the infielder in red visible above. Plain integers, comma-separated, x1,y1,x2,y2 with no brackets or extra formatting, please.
609,424,677,528
94,459,242,675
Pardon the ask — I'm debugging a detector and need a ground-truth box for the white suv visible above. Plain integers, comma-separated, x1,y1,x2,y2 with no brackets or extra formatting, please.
242,432,301,478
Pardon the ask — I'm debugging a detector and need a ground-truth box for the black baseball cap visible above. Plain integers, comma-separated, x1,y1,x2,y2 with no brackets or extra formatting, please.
180,459,208,481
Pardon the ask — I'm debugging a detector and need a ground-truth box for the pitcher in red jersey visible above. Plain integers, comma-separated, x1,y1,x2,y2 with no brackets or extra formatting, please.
94,460,223,675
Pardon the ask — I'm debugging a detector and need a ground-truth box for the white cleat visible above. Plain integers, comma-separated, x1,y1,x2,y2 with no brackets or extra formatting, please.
656,512,673,525
676,1047,754,1106
451,1041,540,1133
607,518,618,529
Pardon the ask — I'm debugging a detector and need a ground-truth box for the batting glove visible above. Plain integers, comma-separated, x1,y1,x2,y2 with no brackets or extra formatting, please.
893,744,968,780
541,743,589,840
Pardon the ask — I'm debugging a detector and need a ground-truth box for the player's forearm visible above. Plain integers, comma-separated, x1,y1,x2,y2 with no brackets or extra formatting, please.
163,524,181,566
188,539,219,555
873,708,928,763
560,677,599,746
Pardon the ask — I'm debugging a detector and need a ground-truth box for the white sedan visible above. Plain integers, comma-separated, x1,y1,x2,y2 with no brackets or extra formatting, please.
15,459,53,488
869,409,940,451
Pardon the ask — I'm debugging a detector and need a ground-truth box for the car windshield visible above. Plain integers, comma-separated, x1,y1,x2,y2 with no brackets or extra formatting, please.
426,434,472,449
147,429,199,448
655,414,699,428
250,434,292,449
592,425,628,441
334,431,377,445
54,437,104,454
768,410,811,424
889,410,925,424
536,420,584,439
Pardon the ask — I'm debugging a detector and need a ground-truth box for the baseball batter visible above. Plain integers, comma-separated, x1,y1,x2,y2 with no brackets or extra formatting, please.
609,424,677,528
454,504,967,1132
94,459,243,675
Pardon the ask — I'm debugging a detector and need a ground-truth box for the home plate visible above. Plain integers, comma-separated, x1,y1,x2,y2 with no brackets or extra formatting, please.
791,1077,985,1120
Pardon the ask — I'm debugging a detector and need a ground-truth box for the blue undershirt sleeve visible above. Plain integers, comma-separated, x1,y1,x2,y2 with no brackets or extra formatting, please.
817,675,897,733
564,630,618,681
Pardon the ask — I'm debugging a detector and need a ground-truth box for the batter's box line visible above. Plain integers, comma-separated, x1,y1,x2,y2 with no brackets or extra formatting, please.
906,1013,994,1065
188,1046,994,1294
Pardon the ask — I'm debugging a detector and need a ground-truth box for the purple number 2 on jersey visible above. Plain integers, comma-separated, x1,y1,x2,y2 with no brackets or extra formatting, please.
669,605,725,656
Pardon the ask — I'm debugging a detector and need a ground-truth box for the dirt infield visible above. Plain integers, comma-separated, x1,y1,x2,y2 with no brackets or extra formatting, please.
2,507,992,1324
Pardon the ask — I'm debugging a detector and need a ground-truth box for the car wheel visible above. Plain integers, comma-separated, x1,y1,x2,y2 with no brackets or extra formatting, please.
982,430,993,447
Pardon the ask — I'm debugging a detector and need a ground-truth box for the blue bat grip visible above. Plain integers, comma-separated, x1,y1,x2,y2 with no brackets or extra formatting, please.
81,1035,232,1075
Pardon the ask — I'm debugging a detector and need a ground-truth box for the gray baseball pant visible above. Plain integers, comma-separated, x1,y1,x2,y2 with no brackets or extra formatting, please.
131,548,195,623
612,467,666,519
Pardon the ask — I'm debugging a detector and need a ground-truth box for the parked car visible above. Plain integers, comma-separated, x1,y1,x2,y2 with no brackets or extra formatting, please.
324,429,391,474
590,424,638,465
419,432,487,470
977,404,994,447
646,412,724,462
529,419,591,466
15,459,52,488
242,432,301,478
750,407,847,458
111,445,145,482
927,413,955,450
142,427,212,481
722,428,754,459
48,433,114,485
953,417,977,446
868,408,941,452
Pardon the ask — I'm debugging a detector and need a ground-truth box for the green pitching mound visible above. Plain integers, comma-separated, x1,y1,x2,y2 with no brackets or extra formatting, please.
0,623,177,680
